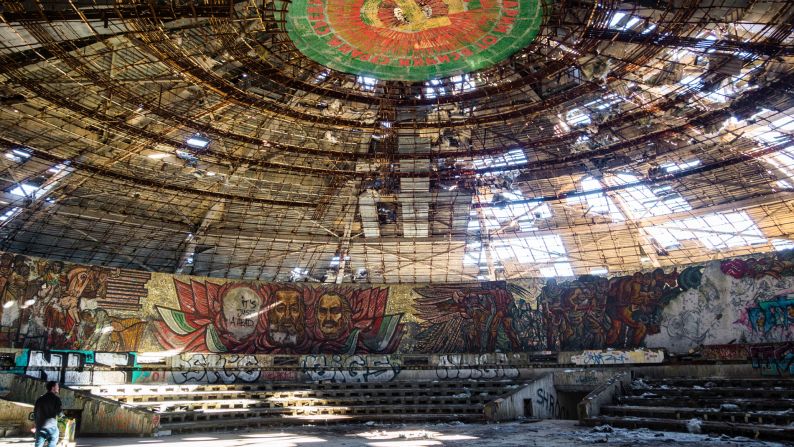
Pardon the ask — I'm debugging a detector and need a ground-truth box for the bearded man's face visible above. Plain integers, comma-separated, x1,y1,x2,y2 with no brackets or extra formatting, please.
268,290,305,346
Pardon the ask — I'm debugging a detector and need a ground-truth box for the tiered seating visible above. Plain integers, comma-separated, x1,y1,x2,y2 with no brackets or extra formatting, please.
583,377,794,441
78,380,522,434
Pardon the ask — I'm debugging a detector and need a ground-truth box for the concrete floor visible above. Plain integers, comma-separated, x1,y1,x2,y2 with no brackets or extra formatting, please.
0,420,789,447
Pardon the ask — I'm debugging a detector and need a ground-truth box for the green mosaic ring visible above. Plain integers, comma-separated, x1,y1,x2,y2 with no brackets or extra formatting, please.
285,0,544,81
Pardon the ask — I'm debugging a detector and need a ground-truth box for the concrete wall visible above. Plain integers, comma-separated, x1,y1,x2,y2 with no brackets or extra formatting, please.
484,373,558,421
577,372,632,420
4,375,159,435
485,369,631,422
645,260,794,352
1,250,793,358
0,399,34,434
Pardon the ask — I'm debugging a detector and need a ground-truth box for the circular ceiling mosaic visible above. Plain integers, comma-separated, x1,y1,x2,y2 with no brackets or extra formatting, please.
286,0,544,81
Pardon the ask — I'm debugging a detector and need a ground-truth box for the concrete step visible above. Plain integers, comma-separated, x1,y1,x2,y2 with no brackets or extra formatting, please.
618,396,794,411
86,380,524,396
159,407,292,424
158,402,484,423
627,387,794,399
639,378,794,389
583,415,794,442
601,405,794,426
160,412,484,434
111,386,507,404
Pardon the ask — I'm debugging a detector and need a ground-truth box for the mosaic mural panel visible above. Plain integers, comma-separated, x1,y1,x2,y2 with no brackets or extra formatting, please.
1,250,794,355
284,0,544,80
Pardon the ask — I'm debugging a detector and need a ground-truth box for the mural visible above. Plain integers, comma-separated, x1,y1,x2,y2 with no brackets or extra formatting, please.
1,249,794,356
412,268,691,353
284,0,543,81
154,280,405,354
0,253,148,350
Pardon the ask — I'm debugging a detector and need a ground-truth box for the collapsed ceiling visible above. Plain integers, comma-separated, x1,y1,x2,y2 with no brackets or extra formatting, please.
0,0,792,283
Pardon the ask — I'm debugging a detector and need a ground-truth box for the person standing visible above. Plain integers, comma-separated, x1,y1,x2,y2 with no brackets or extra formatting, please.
33,381,62,447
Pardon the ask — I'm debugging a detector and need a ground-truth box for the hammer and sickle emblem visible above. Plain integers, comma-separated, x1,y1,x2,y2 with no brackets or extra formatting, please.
360,0,467,32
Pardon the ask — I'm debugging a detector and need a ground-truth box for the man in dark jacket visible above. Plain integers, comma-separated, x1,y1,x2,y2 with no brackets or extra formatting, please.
33,381,62,447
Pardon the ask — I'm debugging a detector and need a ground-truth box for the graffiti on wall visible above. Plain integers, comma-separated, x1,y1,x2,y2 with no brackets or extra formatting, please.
170,353,263,384
154,280,405,354
736,294,794,335
300,354,401,383
720,254,794,280
434,353,520,380
570,349,664,366
13,349,142,385
535,387,563,418
749,343,794,376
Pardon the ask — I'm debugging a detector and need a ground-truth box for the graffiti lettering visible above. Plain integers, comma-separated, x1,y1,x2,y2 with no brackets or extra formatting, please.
535,388,562,418
435,354,519,380
170,353,262,384
571,349,664,366
749,343,794,376
743,296,794,333
300,354,400,383
14,349,140,385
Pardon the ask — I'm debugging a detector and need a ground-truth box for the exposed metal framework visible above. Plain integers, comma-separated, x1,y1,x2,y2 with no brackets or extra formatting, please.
0,0,793,283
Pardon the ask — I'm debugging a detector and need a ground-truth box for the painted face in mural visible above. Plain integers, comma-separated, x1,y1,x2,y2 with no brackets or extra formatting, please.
267,290,305,346
317,293,351,338
0,254,13,271
221,286,261,340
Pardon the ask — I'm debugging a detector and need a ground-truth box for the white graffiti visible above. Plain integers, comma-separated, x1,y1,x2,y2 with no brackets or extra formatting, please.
571,349,664,366
23,350,135,385
301,354,401,383
435,354,519,380
171,353,261,384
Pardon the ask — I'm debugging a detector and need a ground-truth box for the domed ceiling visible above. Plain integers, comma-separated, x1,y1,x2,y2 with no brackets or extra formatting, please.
285,0,543,80
0,0,792,283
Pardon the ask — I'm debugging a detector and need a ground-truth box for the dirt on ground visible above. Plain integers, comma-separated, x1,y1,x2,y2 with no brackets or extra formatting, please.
1,420,790,447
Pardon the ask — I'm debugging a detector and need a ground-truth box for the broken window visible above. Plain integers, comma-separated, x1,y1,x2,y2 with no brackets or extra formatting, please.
568,176,624,221
357,75,377,91
464,234,573,278
609,173,692,218
478,197,552,232
748,113,794,181
0,207,20,221
329,255,350,267
661,159,701,172
565,107,592,127
4,148,30,163
472,148,527,169
450,74,476,94
377,202,398,224
772,239,794,251
645,211,766,250
608,11,642,31
424,79,446,99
